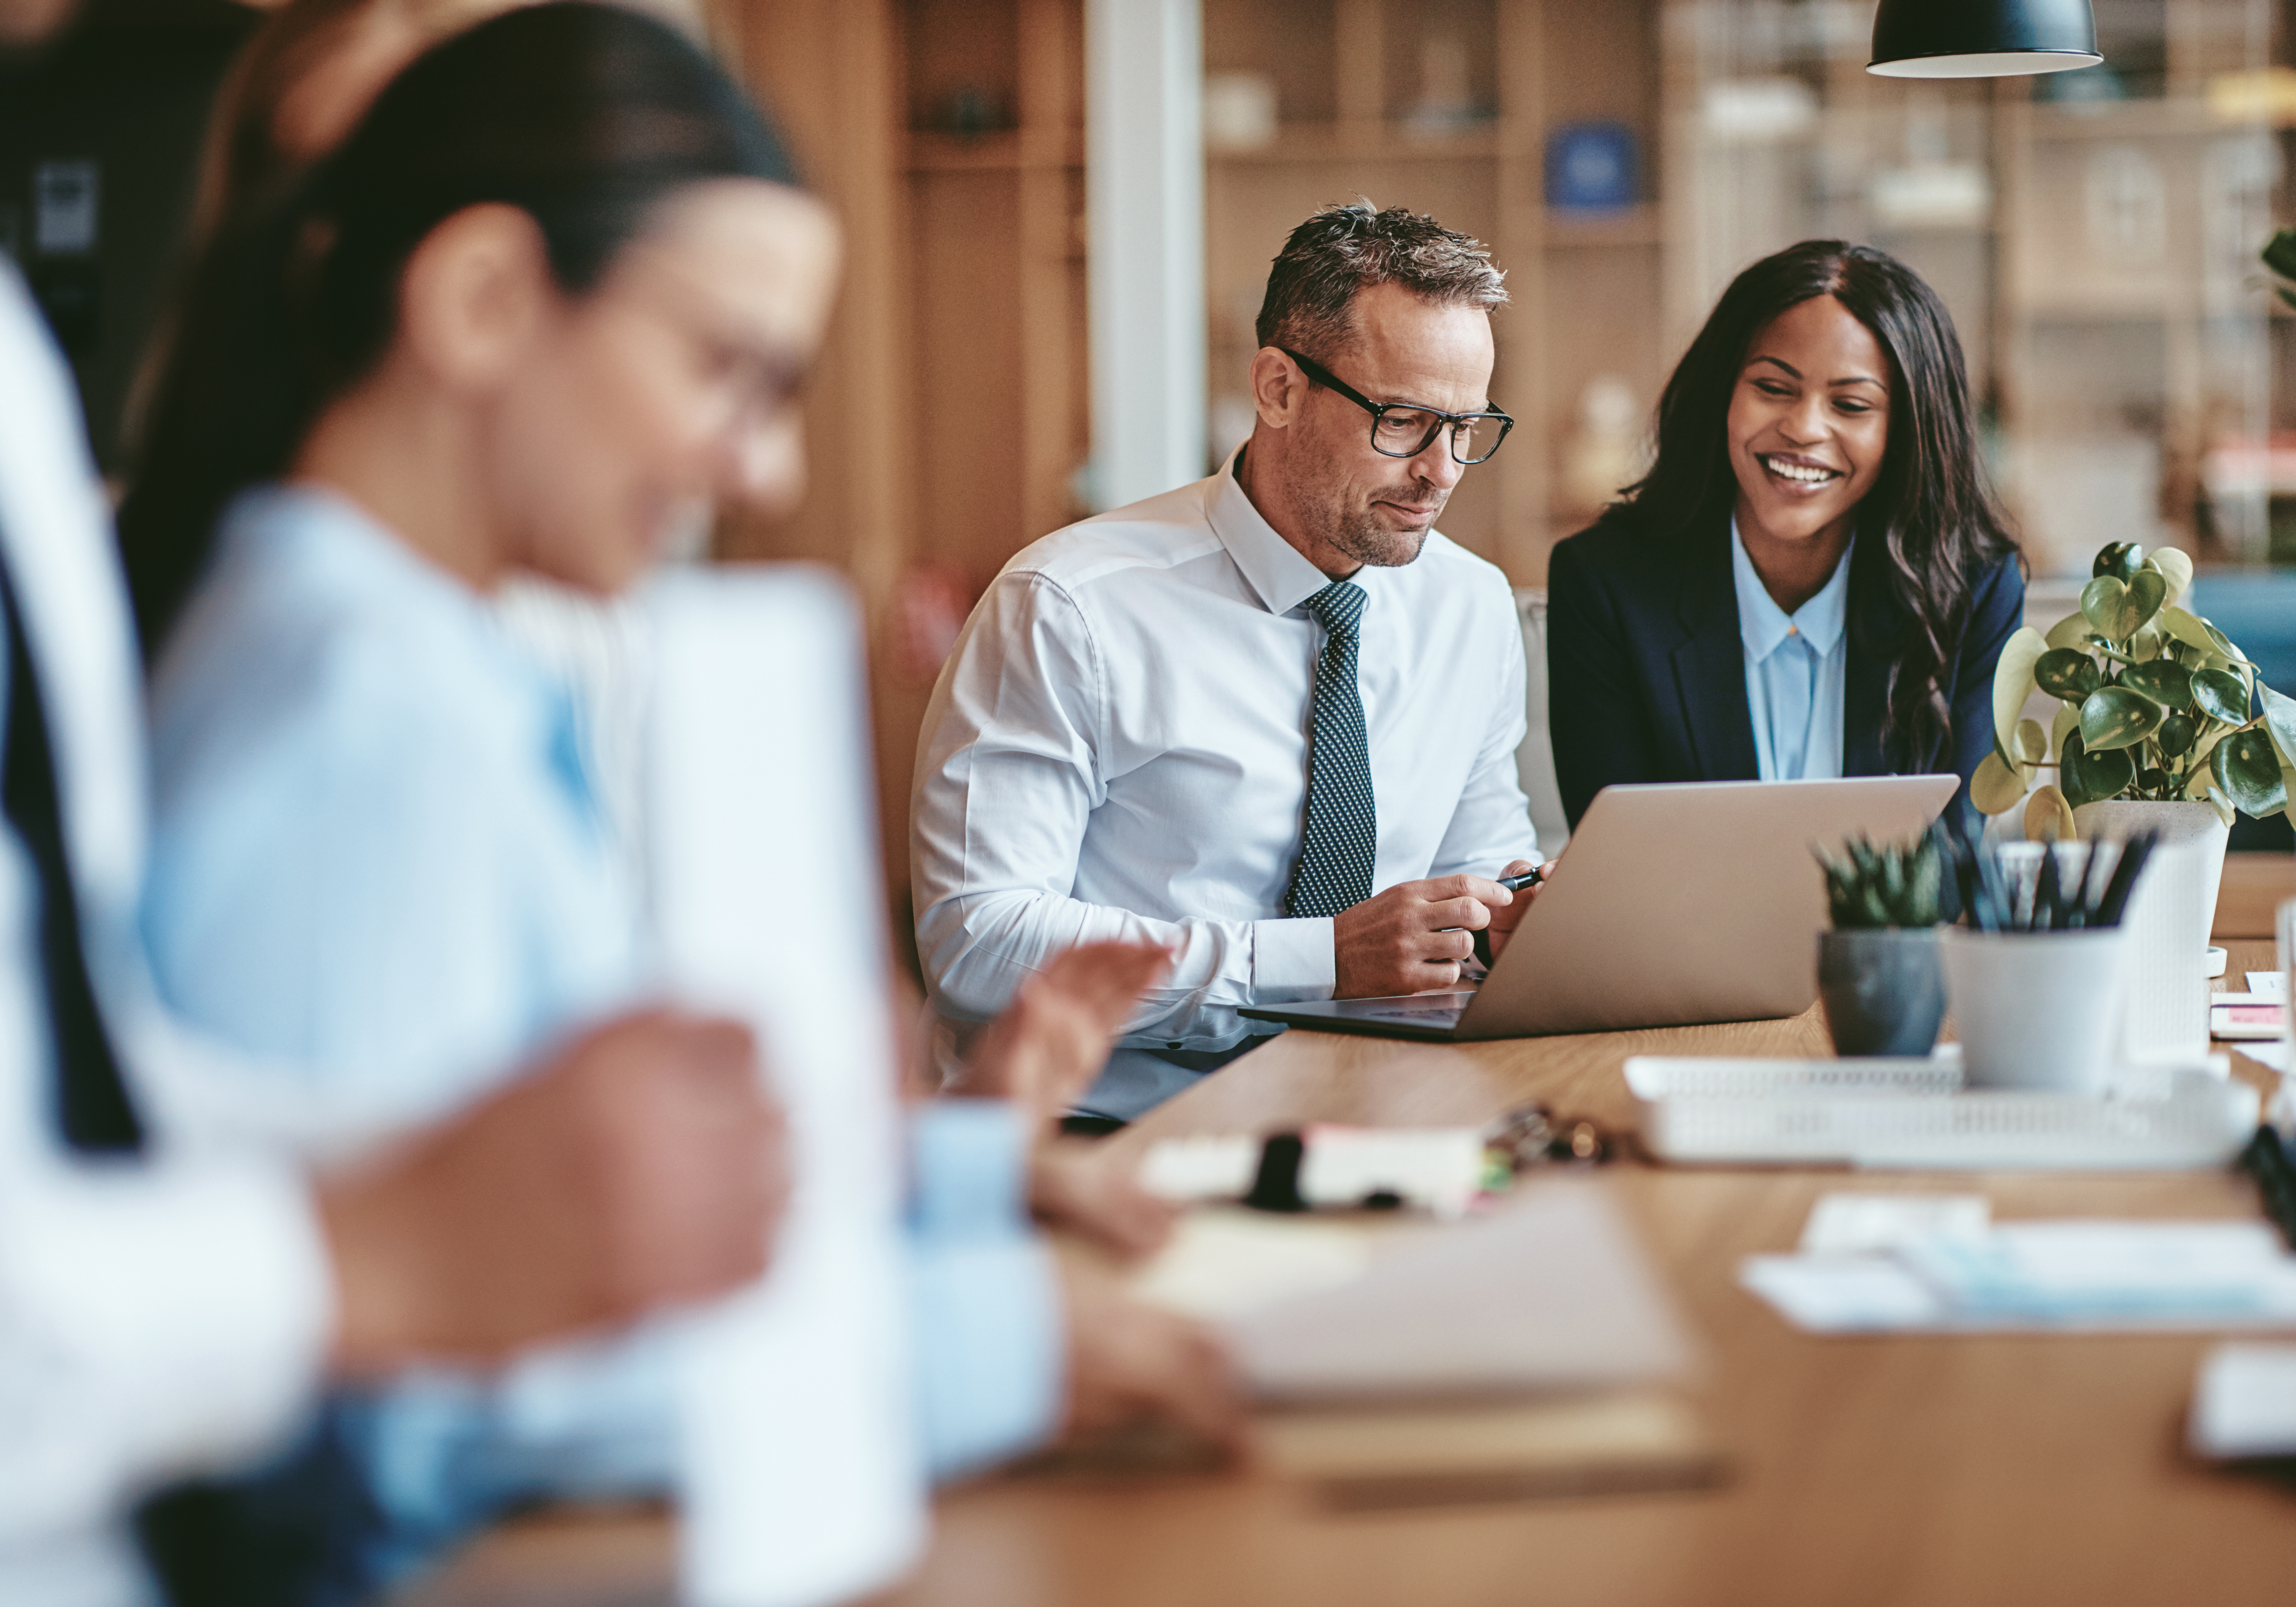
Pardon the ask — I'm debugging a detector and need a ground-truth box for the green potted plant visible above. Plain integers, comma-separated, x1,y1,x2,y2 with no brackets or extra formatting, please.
1972,539,2295,932
1973,536,2294,1058
1814,831,1946,1056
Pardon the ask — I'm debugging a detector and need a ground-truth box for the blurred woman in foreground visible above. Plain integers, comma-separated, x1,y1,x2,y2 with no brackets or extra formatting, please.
121,4,1234,1594
154,0,1147,1128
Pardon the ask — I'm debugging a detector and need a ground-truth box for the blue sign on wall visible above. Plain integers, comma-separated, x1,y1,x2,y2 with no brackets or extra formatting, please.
1546,121,1637,213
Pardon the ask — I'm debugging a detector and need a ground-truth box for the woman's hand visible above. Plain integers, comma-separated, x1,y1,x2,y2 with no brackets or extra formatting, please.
946,941,1173,1126
1030,1139,1177,1262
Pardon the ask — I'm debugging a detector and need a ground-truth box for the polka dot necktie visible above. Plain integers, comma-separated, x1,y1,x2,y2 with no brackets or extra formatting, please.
1285,580,1376,919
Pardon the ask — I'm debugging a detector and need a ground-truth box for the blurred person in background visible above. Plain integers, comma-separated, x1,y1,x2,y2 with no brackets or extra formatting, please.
0,1,794,1603
118,4,1239,1599
912,202,1542,1126
1545,240,2025,829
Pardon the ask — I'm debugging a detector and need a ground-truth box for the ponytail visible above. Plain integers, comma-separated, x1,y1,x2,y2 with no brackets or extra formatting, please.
118,0,798,656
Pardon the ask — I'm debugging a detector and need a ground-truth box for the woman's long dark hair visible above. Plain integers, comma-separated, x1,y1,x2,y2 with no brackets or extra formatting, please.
118,0,798,656
1595,240,2020,769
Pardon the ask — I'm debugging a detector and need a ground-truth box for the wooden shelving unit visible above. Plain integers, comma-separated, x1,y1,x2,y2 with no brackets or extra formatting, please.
1660,0,2286,576
1204,0,1666,585
901,0,1090,584
707,0,1092,887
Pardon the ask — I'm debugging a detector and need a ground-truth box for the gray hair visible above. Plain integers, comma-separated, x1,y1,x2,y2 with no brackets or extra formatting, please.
1253,200,1507,357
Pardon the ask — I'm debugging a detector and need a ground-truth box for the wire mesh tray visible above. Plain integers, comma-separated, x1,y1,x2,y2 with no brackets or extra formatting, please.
1623,1052,2256,1170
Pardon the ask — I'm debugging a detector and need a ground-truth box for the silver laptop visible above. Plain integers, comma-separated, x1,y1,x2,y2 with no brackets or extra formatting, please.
1239,775,1961,1042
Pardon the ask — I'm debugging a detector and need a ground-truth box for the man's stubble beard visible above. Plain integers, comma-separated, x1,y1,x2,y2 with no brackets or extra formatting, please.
1329,506,1430,569
1303,476,1441,570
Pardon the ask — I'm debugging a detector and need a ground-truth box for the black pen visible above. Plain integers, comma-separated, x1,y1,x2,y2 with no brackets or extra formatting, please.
1468,866,1546,968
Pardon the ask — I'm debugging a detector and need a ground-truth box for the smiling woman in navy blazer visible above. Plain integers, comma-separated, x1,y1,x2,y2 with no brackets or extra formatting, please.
1547,241,2024,830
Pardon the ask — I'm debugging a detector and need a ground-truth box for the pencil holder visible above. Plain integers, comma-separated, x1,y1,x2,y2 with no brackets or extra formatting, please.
1940,927,2130,1094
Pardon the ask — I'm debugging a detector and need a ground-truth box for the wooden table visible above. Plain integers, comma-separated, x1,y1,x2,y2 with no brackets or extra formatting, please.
408,913,2296,1607
2217,850,2295,942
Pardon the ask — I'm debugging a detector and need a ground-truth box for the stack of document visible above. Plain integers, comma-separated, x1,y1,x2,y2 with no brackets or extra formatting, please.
1129,1180,1721,1505
2229,971,2292,1074
2214,970,2290,1072
1744,1193,2296,1333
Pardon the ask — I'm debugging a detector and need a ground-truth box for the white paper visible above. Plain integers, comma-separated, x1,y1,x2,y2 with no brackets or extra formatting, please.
2191,1343,2296,1458
1138,1135,1260,1203
1298,1127,1485,1218
2247,972,2287,1002
1899,1221,2296,1324
1740,1255,1948,1332
1798,1192,1989,1255
645,569,924,1607
1744,1220,2296,1334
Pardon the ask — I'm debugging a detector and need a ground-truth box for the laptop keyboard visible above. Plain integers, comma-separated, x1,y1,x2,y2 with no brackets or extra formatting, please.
1360,1002,1469,1022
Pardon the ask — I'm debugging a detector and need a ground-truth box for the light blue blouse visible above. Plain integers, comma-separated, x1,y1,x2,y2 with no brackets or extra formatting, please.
141,485,1058,1577
1729,518,1853,782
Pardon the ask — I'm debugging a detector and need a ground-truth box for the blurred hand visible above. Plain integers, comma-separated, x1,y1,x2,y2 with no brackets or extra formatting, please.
317,1010,787,1373
1332,875,1514,997
1482,858,1547,958
1031,1139,1176,1262
1059,1256,1247,1457
950,941,1172,1124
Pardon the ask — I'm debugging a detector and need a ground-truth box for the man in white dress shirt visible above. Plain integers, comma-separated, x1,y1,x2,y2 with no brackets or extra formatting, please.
914,203,1542,1122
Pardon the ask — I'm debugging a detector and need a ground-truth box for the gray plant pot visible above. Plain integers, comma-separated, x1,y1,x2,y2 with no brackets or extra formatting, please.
1817,927,1945,1057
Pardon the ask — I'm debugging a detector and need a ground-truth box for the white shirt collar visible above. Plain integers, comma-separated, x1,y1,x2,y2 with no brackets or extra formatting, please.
1206,446,1361,619
1730,514,1854,663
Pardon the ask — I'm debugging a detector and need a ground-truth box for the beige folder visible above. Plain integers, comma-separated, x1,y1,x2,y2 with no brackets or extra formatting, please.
1125,1178,1724,1505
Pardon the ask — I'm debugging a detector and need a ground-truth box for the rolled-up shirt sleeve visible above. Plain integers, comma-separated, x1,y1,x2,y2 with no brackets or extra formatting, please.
903,1101,1062,1478
912,572,1315,1049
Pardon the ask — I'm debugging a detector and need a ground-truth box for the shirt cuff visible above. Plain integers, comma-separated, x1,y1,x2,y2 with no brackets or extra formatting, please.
908,1099,1032,1237
1251,917,1335,1002
904,1102,1064,1478
907,1234,1063,1479
0,1158,331,1538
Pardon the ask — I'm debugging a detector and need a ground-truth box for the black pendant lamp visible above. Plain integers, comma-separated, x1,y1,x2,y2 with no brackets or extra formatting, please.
1868,0,2102,78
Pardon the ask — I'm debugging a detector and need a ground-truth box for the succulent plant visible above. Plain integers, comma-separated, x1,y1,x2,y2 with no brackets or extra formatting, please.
1816,830,1944,930
1974,539,2296,837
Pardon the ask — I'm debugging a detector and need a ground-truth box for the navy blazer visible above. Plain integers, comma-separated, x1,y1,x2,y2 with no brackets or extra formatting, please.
1544,516,2025,829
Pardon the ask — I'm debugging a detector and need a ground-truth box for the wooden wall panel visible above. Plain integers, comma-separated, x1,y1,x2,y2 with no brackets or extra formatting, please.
909,169,1027,577
709,0,1088,915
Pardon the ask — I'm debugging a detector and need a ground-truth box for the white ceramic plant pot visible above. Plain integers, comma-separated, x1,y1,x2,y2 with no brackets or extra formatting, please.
2071,799,2229,1063
1940,926,2130,1094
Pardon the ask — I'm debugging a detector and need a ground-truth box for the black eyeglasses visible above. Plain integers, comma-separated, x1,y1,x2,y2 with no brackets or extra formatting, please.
1279,347,1514,465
